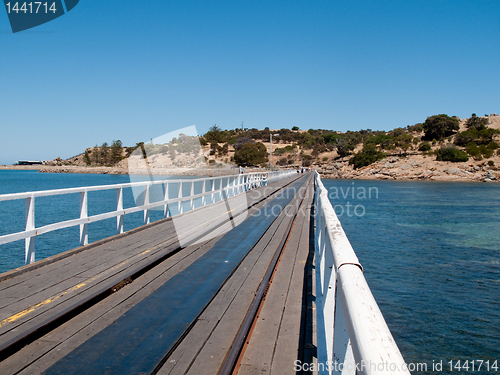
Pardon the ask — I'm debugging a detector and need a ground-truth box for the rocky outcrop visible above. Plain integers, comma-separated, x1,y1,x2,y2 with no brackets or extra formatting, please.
316,156,499,182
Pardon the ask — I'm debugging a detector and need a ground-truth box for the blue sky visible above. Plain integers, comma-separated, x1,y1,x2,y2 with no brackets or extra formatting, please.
1,0,499,164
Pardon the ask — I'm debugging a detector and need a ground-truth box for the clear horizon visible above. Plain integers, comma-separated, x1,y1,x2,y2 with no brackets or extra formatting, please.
1,1,499,164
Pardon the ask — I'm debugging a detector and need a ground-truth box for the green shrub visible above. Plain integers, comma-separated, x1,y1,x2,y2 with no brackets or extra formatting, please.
322,157,328,162
349,144,386,169
273,147,287,156
455,128,499,146
418,142,432,151
479,145,493,158
435,146,469,162
407,123,424,133
278,157,288,166
466,143,481,158
488,141,499,150
488,160,495,167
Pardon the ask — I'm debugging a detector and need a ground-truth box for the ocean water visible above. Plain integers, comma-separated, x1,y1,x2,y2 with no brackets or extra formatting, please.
323,179,500,374
0,170,217,273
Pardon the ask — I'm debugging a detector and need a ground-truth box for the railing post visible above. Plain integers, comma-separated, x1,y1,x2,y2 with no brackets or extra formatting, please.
321,221,335,367
79,191,88,246
221,178,225,201
201,180,206,207
218,178,224,201
178,182,183,214
164,183,169,218
116,188,124,234
211,179,215,204
190,180,195,210
331,285,355,375
144,185,150,224
25,195,35,264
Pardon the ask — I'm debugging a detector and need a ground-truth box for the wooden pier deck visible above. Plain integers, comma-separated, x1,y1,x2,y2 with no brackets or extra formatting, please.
0,173,316,375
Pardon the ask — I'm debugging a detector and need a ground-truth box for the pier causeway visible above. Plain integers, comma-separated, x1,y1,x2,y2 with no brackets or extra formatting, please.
0,172,409,375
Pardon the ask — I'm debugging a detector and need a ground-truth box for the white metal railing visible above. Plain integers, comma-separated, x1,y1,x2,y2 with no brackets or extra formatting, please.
314,171,409,375
0,170,295,265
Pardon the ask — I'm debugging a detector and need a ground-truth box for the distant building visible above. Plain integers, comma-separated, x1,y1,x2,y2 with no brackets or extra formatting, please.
16,160,43,165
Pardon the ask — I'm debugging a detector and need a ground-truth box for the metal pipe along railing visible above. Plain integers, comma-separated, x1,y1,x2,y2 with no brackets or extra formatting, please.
314,171,410,375
0,170,296,265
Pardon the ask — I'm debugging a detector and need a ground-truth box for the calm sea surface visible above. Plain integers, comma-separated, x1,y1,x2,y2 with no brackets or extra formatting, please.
0,171,499,373
322,178,500,374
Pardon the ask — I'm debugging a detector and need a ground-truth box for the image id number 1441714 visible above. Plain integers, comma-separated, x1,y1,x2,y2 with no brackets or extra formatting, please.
5,2,57,14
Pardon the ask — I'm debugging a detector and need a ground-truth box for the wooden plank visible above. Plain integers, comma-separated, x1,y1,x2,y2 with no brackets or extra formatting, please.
0,219,179,294
302,186,319,374
2,237,221,375
184,184,309,375
270,187,314,374
156,319,218,375
237,184,311,375
0,237,183,346
0,235,180,322
156,183,308,374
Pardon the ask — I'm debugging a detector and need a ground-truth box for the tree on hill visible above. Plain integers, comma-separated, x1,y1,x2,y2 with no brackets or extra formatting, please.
233,137,255,150
466,113,488,131
233,142,268,166
204,125,224,143
110,140,123,164
83,150,91,165
423,114,459,140
335,138,355,158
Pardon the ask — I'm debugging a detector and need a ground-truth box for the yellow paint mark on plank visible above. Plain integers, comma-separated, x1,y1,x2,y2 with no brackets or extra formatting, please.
0,249,154,327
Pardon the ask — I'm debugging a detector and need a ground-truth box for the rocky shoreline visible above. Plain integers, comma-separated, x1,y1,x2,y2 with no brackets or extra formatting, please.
1,160,498,182
316,155,499,182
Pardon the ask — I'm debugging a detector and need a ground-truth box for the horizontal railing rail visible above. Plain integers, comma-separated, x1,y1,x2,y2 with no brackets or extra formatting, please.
314,171,410,375
0,170,296,265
